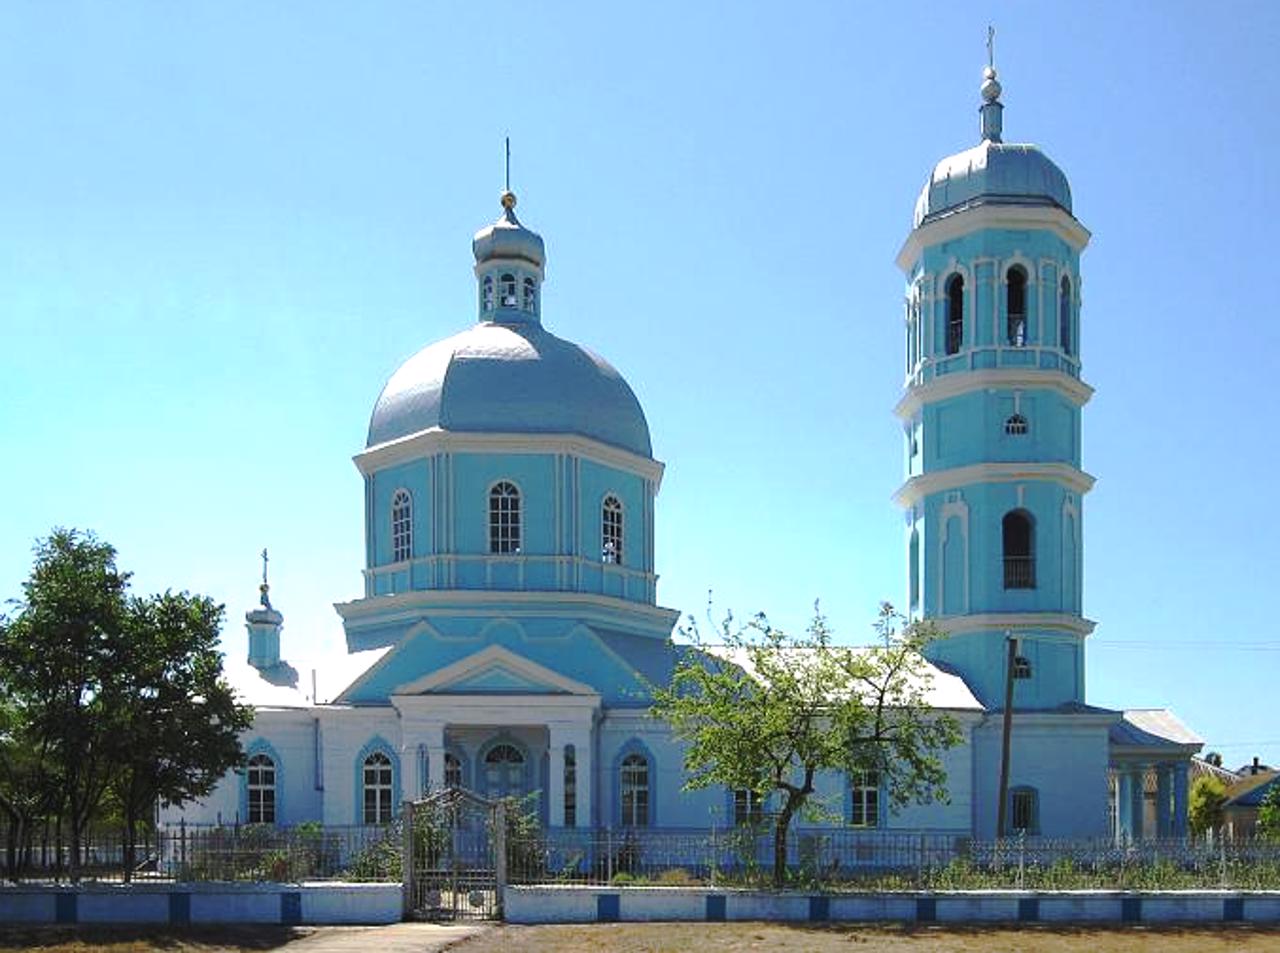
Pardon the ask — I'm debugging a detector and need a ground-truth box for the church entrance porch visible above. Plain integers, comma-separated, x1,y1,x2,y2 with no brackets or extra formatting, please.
1108,709,1202,842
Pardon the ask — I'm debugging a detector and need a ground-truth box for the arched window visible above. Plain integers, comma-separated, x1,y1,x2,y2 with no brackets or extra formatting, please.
620,753,650,827
523,276,537,313
481,275,494,312
945,274,964,355
1059,276,1073,355
849,769,880,827
482,743,525,800
602,495,623,564
444,752,463,789
247,753,276,824
1009,786,1039,834
1004,414,1028,436
1006,266,1027,347
1002,510,1036,589
489,482,521,554
362,751,394,825
500,273,517,308
733,789,764,827
391,488,412,563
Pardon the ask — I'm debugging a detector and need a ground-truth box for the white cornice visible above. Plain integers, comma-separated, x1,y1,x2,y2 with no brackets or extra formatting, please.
894,462,1095,507
334,588,680,636
897,204,1091,273
934,612,1097,638
894,368,1094,420
355,428,666,489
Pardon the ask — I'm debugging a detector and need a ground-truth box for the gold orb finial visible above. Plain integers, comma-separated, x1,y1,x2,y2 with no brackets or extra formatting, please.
501,190,517,211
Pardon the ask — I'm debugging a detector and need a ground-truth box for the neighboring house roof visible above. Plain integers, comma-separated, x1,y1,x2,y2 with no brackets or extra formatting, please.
1191,757,1241,785
1109,709,1203,751
1224,770,1280,808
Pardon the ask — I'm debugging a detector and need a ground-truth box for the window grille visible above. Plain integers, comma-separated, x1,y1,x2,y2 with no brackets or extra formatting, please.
850,769,880,827
500,273,517,307
1013,655,1032,679
391,489,412,563
523,276,537,313
482,275,494,312
1004,414,1028,436
602,495,623,563
733,789,765,826
489,482,521,554
444,752,462,789
362,752,393,825
620,754,650,827
1002,511,1036,589
1010,788,1038,833
247,754,276,824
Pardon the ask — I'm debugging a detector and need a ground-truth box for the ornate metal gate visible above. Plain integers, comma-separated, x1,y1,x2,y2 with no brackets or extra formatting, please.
403,788,506,921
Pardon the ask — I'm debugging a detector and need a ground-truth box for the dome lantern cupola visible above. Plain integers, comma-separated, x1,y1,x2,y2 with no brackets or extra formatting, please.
472,189,546,325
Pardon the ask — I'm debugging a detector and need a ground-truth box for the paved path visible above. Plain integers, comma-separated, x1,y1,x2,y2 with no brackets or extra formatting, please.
287,922,489,953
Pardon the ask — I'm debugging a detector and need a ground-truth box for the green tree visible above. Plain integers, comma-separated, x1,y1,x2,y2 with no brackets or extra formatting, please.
108,591,253,881
651,603,961,888
1258,783,1280,842
1187,774,1226,837
0,529,130,880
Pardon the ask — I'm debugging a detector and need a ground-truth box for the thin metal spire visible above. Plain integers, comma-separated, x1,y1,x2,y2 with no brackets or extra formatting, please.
259,547,272,608
987,25,996,71
505,136,511,193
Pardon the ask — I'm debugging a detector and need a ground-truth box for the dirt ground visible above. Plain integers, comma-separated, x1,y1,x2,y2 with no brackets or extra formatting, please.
453,922,1280,953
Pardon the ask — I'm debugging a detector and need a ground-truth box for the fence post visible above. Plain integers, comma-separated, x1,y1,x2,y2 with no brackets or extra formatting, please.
179,818,187,879
605,827,614,884
1016,829,1025,891
494,800,507,920
402,800,415,919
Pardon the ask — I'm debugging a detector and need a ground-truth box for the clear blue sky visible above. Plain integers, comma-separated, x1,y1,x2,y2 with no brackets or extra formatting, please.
2,1,1277,771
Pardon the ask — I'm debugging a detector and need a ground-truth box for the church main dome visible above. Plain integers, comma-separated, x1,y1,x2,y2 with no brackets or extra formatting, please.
912,63,1073,228
366,322,653,456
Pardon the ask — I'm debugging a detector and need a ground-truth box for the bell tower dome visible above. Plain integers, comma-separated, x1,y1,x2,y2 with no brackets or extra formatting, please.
895,59,1094,710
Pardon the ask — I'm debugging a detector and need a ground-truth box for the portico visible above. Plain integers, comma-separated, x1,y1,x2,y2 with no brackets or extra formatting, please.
1109,710,1201,841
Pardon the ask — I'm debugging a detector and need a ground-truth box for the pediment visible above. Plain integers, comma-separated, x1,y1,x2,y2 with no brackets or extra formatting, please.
391,644,599,697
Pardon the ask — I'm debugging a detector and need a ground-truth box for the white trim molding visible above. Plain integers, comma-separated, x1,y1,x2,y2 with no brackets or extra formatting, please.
934,611,1097,639
894,367,1093,420
898,204,1091,273
894,462,1095,508
355,428,665,488
394,644,599,697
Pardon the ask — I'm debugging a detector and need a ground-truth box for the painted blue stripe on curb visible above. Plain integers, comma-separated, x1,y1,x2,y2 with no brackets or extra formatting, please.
597,894,620,922
55,893,76,924
1121,897,1141,923
281,892,302,925
1018,898,1039,922
706,895,726,921
916,897,936,922
809,896,829,922
169,893,191,925
1224,898,1244,922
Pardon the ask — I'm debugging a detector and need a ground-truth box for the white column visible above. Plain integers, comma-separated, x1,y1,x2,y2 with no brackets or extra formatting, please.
568,728,593,830
548,726,566,827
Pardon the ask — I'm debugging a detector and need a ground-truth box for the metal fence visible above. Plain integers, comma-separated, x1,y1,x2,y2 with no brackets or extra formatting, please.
505,827,1280,891
2,822,402,884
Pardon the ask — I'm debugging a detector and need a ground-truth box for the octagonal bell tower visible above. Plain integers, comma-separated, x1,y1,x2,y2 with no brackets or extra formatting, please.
895,61,1093,710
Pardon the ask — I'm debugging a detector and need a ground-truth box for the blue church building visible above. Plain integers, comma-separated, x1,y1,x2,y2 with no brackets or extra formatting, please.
168,60,1201,842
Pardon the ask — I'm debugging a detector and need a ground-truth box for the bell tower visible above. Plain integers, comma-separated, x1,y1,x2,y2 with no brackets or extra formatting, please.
896,60,1094,710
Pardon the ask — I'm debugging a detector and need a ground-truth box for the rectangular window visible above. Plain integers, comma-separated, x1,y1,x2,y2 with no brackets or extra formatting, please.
733,789,764,827
1011,789,1037,833
850,770,880,828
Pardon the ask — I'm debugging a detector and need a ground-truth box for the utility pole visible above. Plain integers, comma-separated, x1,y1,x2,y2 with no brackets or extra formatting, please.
995,632,1017,839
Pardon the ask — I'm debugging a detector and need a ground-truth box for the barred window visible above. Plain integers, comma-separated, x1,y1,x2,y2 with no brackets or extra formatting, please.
500,273,517,307
523,276,537,313
850,769,879,828
444,752,462,789
620,754,650,827
1010,787,1039,834
481,275,494,312
1004,414,1028,436
602,495,623,564
247,754,276,824
363,751,394,825
391,488,412,563
733,789,764,827
1002,510,1036,589
489,482,521,554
